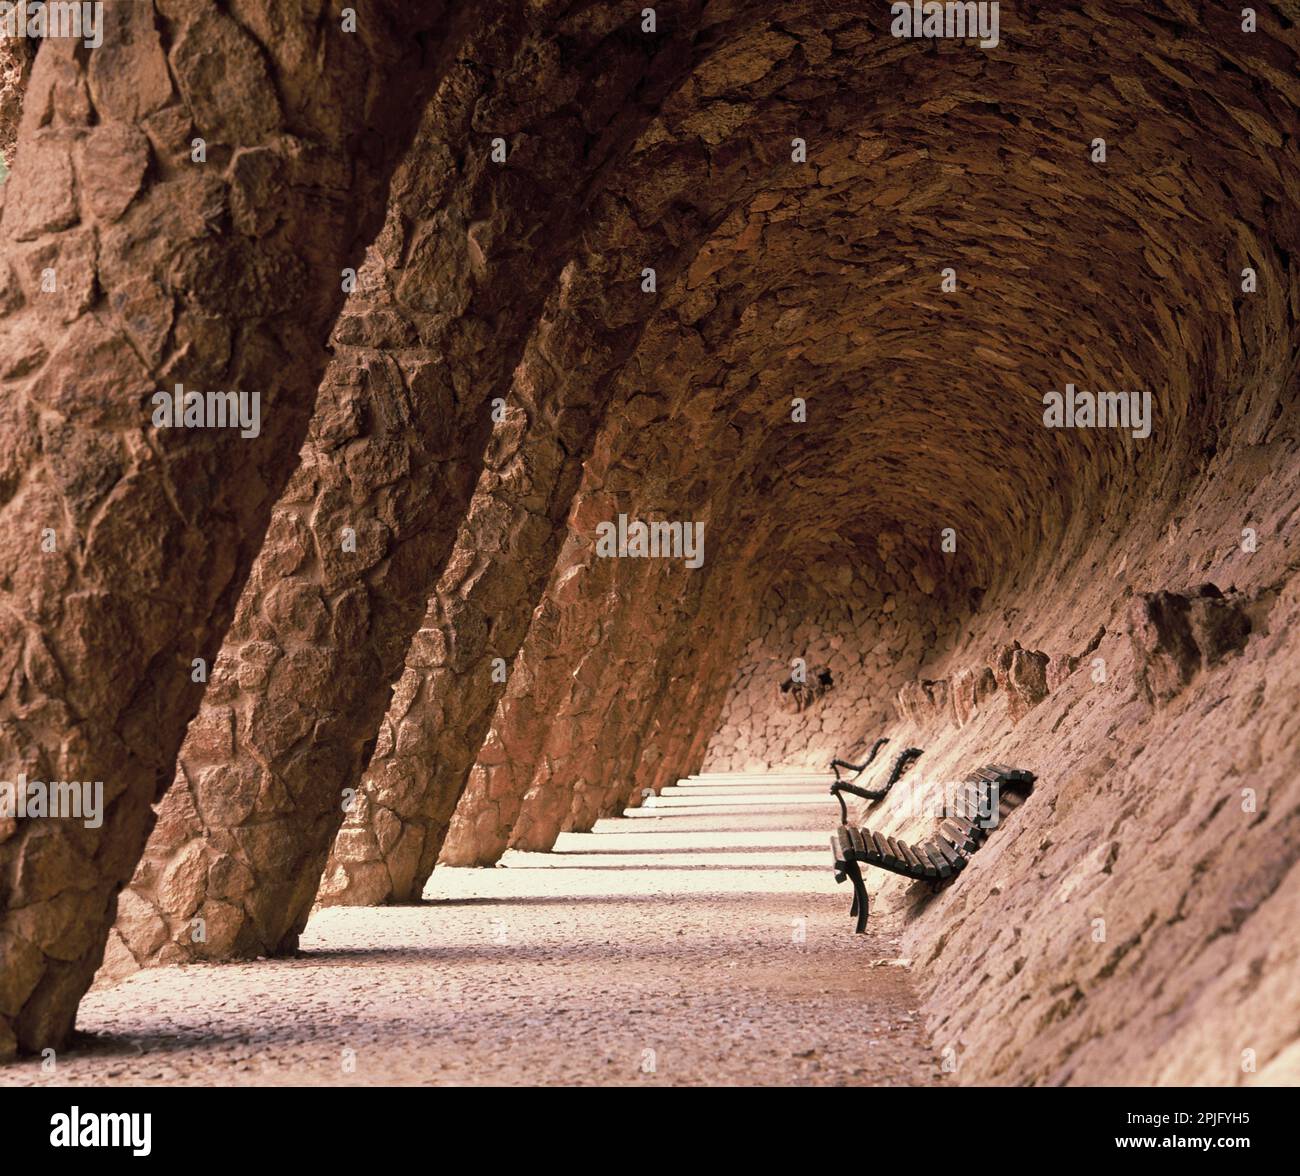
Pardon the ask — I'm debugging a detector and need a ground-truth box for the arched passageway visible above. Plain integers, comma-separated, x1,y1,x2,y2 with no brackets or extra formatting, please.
1,2,1298,1088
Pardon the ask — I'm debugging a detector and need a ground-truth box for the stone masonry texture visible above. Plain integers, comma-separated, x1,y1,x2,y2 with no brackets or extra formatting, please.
0,1,1295,1090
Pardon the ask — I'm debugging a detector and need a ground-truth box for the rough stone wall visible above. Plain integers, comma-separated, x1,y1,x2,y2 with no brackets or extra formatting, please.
0,33,33,171
807,53,1300,1079
703,558,944,771
856,430,1300,1084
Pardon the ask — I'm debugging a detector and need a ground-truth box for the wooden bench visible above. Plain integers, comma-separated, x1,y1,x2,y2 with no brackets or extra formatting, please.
829,763,1035,933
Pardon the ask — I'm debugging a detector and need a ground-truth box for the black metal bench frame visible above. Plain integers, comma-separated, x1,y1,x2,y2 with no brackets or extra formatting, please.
829,736,889,783
830,763,1035,933
829,746,923,823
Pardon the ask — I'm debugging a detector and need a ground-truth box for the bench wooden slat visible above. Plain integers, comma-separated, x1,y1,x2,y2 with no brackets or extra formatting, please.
897,839,923,873
930,842,961,878
899,842,930,878
943,814,981,839
903,840,938,879
939,819,978,855
920,840,953,878
872,838,894,867
930,834,962,869
954,786,991,825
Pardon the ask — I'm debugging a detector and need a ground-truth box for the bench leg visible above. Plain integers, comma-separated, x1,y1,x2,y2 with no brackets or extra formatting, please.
844,858,869,934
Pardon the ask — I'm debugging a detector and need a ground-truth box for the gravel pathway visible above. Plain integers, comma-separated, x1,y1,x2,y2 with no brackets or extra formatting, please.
1,774,943,1086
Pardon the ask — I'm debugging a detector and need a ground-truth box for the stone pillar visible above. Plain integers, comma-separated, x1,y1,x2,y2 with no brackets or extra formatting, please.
315,388,582,906
0,30,33,168
0,0,452,1057
321,34,817,891
516,524,768,845
112,8,715,965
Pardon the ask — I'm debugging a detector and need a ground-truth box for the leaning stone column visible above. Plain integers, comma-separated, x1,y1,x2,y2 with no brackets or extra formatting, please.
0,0,451,1057
512,522,767,847
507,553,711,848
617,599,755,804
437,525,605,866
315,386,581,906
441,491,740,861
320,214,705,901
113,4,727,961
321,62,812,893
111,22,526,970
0,30,33,167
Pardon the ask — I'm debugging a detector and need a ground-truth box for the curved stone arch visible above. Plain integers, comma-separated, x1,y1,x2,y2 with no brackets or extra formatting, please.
444,2,1300,861
132,1,1299,932
0,0,1295,1080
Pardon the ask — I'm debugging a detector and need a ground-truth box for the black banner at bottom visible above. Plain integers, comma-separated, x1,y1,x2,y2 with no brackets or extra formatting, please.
0,1084,1287,1163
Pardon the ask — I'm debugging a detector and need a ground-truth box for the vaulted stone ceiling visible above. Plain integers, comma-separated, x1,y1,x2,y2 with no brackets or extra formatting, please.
0,0,1297,1086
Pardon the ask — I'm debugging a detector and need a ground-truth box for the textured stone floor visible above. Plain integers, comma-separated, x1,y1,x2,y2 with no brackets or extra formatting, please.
0,775,941,1086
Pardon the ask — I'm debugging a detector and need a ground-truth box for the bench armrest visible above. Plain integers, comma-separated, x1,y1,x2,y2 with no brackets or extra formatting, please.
829,737,890,782
829,779,887,822
829,757,867,784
